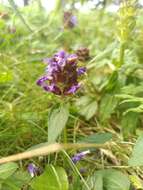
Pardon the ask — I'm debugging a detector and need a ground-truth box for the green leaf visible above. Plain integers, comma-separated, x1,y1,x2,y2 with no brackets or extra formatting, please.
129,135,143,166
85,169,130,190
27,142,50,151
31,165,69,190
56,166,69,189
121,112,139,138
1,171,30,190
79,133,112,144
99,94,118,121
81,101,97,121
48,105,69,143
0,163,18,180
76,96,98,120
103,169,130,190
70,177,82,190
1,182,19,190
130,175,143,189
121,83,143,95
84,171,103,190
0,72,13,83
124,105,143,114
105,71,118,92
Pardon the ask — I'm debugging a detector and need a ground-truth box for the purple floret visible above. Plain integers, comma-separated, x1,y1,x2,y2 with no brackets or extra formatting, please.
72,150,90,164
65,83,81,95
70,15,77,27
28,163,38,178
77,67,86,75
55,50,66,58
37,76,51,86
43,84,61,95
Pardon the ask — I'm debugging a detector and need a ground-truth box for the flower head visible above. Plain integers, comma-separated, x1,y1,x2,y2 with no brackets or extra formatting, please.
76,47,90,61
63,11,77,29
72,150,90,164
37,50,86,96
28,163,38,178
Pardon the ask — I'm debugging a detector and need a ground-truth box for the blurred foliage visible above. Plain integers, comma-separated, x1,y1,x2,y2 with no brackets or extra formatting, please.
1,0,143,189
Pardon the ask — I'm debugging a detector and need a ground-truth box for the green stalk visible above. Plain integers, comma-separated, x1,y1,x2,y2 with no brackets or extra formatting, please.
119,42,125,67
63,126,67,143
60,99,68,144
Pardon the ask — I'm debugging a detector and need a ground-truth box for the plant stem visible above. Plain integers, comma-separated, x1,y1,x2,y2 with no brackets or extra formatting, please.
63,126,67,143
119,42,125,67
0,143,108,164
60,101,68,144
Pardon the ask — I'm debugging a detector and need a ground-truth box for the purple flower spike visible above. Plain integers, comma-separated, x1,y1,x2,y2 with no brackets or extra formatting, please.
37,50,86,96
77,67,86,76
28,163,38,178
72,150,90,164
